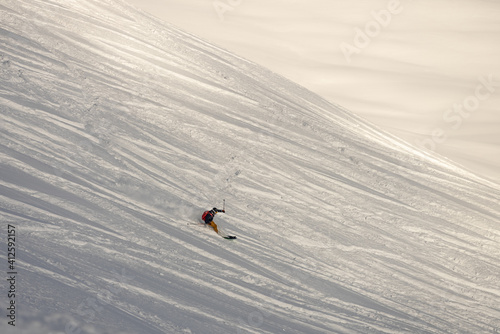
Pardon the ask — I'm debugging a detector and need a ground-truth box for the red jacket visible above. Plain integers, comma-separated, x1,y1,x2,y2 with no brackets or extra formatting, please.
202,208,223,223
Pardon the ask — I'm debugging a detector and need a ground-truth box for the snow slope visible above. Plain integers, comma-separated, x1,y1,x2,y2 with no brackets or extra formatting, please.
1,0,499,333
128,0,500,183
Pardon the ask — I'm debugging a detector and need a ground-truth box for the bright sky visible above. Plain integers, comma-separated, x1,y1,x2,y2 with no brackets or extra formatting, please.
126,0,500,183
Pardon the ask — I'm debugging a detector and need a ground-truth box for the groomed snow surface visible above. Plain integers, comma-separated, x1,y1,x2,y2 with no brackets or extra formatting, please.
1,0,499,333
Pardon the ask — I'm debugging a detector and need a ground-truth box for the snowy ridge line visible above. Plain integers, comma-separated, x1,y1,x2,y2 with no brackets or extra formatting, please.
1,0,500,333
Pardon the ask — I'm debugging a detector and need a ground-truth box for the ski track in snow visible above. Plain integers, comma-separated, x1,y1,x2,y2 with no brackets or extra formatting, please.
1,0,500,333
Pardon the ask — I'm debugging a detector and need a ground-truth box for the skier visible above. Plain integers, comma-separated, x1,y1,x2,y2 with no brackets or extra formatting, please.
202,207,225,234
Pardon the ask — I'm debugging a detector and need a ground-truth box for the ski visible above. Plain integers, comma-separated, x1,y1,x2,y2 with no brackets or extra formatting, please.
218,226,236,240
188,223,236,239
